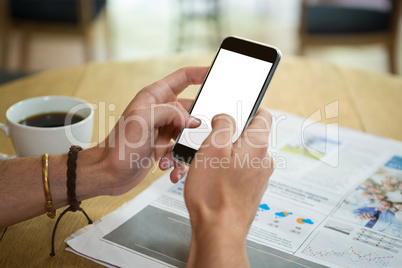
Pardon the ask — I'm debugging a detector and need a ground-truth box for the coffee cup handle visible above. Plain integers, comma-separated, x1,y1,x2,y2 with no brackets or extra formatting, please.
0,123,17,160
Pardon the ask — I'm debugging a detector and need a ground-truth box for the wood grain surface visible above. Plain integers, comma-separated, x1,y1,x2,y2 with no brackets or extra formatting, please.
0,54,401,267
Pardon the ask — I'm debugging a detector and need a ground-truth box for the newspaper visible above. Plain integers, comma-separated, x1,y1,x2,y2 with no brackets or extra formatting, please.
66,110,402,267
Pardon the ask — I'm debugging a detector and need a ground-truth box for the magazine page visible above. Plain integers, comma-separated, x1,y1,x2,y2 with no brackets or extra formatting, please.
66,110,402,267
296,155,402,267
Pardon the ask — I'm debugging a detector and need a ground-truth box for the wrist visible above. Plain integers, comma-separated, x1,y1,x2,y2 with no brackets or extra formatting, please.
75,146,111,198
187,211,249,268
48,147,109,208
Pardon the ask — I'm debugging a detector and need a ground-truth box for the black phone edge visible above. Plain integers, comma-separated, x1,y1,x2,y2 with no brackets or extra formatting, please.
171,36,281,166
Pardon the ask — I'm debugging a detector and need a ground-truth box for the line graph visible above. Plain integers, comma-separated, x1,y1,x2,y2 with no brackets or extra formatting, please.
302,246,393,266
301,232,397,267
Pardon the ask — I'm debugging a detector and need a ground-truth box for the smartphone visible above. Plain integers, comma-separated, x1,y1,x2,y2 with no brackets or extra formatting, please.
172,36,281,165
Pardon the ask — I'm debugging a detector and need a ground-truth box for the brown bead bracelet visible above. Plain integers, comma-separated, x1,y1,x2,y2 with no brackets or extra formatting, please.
49,145,93,257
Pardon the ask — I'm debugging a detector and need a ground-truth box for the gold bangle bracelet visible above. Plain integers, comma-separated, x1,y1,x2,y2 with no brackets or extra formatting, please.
42,153,56,219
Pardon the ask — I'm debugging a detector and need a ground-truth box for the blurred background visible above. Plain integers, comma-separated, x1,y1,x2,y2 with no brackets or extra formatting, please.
0,0,401,83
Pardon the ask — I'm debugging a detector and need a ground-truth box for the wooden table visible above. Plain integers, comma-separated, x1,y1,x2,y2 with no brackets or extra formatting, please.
0,54,401,267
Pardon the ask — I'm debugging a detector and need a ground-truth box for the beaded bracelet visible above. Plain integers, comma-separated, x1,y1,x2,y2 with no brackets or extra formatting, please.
49,146,93,257
42,153,56,219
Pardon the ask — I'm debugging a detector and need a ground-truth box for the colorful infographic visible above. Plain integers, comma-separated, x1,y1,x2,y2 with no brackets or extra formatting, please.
250,196,325,252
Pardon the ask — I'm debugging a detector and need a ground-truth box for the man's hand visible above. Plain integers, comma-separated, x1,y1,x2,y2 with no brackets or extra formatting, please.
93,66,208,196
184,109,274,267
356,213,377,221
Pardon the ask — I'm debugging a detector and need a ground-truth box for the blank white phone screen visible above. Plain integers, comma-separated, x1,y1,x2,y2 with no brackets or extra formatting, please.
177,48,273,150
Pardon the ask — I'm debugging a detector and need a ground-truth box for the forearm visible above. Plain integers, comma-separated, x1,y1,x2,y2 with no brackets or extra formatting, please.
0,147,108,228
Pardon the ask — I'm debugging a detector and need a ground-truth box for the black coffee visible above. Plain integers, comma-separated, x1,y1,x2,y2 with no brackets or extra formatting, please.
19,112,84,128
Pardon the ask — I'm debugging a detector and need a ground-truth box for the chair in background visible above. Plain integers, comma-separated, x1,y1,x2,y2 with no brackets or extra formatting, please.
0,0,108,72
298,0,402,74
175,0,222,52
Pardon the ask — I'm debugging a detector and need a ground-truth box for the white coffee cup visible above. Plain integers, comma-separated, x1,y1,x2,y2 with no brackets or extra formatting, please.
0,96,94,159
